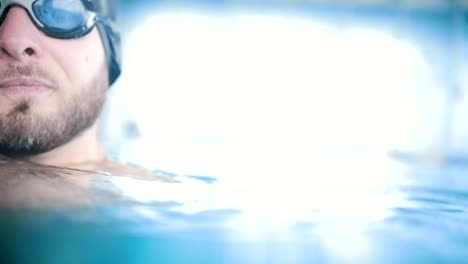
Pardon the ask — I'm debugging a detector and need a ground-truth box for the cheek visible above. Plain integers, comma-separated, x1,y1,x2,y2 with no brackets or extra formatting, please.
47,30,106,87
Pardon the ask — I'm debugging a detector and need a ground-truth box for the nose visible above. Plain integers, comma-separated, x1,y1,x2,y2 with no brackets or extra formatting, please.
0,7,43,62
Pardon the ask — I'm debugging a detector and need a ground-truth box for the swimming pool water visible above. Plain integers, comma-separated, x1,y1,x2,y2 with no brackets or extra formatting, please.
1,158,468,264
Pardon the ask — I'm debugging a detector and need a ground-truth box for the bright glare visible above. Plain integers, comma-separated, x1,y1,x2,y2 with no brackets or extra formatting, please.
100,10,440,259
104,11,441,180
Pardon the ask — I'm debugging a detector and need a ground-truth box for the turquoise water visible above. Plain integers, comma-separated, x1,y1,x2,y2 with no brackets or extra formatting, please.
1,159,468,264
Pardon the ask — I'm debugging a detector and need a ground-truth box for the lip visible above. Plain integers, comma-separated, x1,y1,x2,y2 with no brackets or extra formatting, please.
0,78,52,96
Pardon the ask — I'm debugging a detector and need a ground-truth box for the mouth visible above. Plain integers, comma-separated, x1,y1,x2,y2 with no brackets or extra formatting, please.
0,78,53,96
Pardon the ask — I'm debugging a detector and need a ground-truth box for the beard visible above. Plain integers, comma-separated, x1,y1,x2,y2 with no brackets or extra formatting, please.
0,63,108,157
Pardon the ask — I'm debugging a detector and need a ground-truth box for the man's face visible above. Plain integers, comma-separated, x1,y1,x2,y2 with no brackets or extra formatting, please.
0,6,108,156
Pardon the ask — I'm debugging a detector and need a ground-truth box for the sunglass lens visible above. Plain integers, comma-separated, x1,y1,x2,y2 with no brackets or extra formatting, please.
32,0,86,33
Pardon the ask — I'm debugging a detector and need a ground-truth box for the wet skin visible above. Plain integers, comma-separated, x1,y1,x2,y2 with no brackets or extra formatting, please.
0,156,172,208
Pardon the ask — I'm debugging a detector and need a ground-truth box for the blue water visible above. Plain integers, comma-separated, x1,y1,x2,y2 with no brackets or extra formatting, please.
1,158,468,264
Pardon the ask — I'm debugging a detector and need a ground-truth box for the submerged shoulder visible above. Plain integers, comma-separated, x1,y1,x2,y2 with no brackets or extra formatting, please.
0,157,174,208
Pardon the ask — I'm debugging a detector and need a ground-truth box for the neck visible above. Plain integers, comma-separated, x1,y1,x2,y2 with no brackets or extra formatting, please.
17,124,107,167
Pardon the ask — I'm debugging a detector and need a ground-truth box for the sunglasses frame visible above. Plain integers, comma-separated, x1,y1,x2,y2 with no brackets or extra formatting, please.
0,0,99,39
